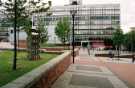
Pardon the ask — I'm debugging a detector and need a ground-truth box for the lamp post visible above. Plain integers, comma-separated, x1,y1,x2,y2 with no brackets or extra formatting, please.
70,7,77,64
131,30,134,63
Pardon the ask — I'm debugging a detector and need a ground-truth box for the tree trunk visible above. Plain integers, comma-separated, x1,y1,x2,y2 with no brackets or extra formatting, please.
64,38,66,49
118,45,120,61
115,45,117,57
27,36,32,60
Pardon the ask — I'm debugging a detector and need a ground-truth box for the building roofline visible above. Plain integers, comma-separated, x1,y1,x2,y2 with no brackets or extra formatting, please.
50,3,120,9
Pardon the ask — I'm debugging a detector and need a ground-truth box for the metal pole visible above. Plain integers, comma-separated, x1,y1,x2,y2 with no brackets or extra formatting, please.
72,14,75,64
131,32,134,63
13,0,17,70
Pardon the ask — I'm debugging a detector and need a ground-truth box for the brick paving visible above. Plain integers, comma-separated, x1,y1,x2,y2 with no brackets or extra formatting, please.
75,49,135,88
0,42,13,49
52,49,133,88
104,63,135,88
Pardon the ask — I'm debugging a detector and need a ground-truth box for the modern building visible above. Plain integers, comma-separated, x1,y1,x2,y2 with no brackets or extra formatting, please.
0,9,9,41
32,0,120,48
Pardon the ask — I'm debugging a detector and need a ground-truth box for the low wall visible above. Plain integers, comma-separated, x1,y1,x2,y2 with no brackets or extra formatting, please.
95,54,110,57
95,54,133,58
43,51,64,54
1,51,72,88
115,54,133,58
40,47,80,54
41,47,65,51
18,40,27,48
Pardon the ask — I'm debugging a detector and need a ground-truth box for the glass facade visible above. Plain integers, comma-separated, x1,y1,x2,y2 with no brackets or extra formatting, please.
32,4,120,43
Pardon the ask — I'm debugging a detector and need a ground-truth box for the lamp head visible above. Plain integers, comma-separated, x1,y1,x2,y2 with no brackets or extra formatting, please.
70,0,78,15
71,1,78,5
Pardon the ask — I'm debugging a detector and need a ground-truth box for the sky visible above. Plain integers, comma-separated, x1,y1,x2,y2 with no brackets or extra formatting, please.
48,0,135,33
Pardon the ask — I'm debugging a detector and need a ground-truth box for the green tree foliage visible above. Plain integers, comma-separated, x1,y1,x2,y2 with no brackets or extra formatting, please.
112,27,124,47
0,0,2,5
3,0,28,46
3,0,28,28
55,17,70,45
112,27,124,58
29,1,51,13
124,30,135,51
26,0,51,57
23,0,51,40
25,1,51,60
37,18,48,44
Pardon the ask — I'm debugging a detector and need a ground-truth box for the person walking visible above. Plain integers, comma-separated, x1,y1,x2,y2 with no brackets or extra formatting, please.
87,43,90,56
82,43,86,50
132,54,135,63
109,50,113,59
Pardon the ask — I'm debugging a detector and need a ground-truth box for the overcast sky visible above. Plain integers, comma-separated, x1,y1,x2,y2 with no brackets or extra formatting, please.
48,0,135,33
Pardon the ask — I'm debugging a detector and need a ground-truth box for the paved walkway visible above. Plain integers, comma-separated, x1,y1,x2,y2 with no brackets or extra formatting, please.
52,49,135,88
0,42,13,49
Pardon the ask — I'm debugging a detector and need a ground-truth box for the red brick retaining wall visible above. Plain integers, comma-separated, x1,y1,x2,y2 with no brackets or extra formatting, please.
31,53,71,88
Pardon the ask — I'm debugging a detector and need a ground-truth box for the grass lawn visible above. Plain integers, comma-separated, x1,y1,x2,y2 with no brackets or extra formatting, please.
0,50,58,87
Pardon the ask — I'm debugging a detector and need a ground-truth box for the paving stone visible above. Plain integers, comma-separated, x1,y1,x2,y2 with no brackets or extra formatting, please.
76,65,102,72
70,74,114,88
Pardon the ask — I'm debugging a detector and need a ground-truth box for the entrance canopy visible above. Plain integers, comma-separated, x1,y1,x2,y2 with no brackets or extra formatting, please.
81,41,90,47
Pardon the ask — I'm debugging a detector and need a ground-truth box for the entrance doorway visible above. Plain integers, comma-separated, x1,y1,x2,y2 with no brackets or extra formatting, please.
81,41,90,48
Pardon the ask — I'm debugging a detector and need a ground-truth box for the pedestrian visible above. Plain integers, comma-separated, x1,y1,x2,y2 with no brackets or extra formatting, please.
132,54,135,63
109,50,113,59
87,43,90,56
82,43,85,50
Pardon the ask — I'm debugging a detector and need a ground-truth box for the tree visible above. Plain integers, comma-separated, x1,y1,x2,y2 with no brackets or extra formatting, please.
24,1,51,60
26,0,52,16
2,0,28,48
37,18,48,45
2,0,51,43
55,17,70,46
2,0,51,67
2,0,28,70
2,0,51,45
3,0,28,28
124,30,135,51
112,27,124,59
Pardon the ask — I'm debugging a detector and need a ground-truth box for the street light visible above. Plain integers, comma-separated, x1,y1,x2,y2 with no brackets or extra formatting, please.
70,1,77,64
130,28,135,63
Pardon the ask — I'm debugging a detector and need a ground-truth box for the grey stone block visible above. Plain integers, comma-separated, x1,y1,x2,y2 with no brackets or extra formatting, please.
70,74,114,88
